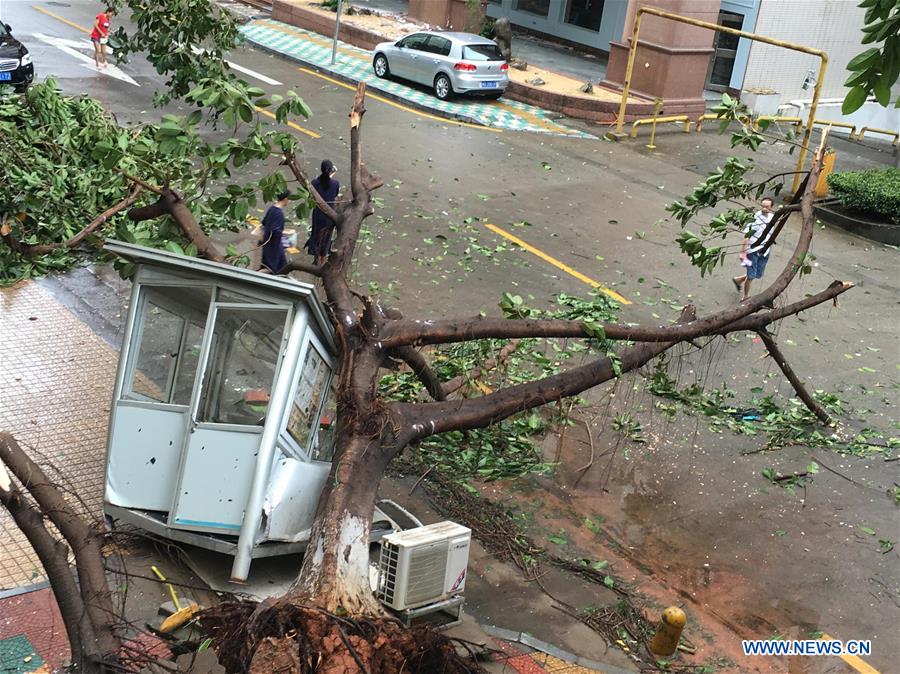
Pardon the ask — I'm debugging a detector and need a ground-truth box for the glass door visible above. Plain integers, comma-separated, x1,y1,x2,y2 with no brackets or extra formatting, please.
169,303,290,533
705,11,743,92
106,285,211,512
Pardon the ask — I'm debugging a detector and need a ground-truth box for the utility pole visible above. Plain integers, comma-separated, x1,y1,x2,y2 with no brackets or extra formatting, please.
331,0,344,65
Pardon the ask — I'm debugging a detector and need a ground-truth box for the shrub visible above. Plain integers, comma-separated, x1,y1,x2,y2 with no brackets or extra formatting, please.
827,168,900,224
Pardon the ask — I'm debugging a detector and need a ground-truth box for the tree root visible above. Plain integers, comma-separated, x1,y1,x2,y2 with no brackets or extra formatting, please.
200,601,483,674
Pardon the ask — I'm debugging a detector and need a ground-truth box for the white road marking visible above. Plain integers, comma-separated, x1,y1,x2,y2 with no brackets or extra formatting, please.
226,60,282,85
190,46,282,85
33,33,140,86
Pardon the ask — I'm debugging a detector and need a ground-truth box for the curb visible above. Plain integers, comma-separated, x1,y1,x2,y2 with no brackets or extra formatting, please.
246,37,505,130
481,623,639,674
0,580,52,601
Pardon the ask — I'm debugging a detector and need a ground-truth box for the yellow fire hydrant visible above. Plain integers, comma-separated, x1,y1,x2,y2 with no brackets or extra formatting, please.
649,606,686,656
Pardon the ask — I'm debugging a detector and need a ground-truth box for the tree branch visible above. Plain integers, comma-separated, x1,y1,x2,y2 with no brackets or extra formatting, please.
383,153,827,350
118,170,165,195
0,460,100,667
278,257,324,278
127,188,225,263
1,185,142,257
395,275,851,445
388,346,446,401
349,82,367,203
393,306,696,443
757,330,833,425
0,432,119,659
283,154,341,225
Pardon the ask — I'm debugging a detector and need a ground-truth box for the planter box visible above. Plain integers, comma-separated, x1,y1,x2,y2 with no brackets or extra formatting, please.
742,89,780,117
814,201,900,246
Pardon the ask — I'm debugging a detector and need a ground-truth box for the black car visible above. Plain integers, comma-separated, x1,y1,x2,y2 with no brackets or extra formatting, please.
0,22,34,91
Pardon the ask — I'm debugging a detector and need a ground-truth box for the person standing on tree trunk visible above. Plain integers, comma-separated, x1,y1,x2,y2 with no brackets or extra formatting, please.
305,160,339,266
260,191,290,273
733,197,775,301
90,8,114,69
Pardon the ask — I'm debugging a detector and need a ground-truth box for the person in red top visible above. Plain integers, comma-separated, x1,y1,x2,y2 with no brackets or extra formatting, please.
90,8,114,69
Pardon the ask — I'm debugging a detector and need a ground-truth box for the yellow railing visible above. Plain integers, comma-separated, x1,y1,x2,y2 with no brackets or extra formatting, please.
811,119,857,139
856,126,899,146
631,115,691,138
755,115,804,132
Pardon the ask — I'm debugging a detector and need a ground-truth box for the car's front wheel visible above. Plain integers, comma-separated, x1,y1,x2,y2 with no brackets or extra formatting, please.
434,73,453,101
373,54,389,78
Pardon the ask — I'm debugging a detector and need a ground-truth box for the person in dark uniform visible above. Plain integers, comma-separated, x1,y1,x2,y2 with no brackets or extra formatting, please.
260,191,290,273
305,160,339,265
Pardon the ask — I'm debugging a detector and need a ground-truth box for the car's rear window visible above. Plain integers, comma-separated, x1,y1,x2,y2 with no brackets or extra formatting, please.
463,44,504,61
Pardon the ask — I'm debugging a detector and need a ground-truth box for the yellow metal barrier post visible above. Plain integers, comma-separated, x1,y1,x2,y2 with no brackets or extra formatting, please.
812,119,857,139
646,98,663,149
857,126,900,146
612,7,827,194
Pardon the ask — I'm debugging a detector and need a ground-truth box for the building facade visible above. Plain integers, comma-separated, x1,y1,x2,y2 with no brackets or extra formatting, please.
489,0,891,112
485,0,630,52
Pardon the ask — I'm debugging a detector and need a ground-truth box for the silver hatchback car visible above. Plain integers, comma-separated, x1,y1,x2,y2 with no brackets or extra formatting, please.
372,31,508,101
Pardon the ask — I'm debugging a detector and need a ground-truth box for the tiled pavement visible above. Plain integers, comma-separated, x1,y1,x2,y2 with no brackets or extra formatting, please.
0,588,68,673
0,281,117,590
239,19,596,139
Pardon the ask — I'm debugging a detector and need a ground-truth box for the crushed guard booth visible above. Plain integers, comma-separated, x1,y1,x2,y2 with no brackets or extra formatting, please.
103,241,404,582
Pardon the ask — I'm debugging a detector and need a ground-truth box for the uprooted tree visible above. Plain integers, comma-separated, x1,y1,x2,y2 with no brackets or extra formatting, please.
0,1,854,672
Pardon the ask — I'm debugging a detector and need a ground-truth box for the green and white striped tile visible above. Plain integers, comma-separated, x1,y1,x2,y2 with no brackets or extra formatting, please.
240,19,594,139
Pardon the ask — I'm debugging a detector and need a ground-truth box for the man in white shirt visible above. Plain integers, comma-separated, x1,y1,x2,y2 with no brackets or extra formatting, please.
732,197,775,301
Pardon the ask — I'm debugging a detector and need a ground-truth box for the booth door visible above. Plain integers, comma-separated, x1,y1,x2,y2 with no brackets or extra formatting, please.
169,303,290,534
106,286,211,512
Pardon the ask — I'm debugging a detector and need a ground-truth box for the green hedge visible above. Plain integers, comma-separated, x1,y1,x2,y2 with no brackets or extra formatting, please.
827,168,900,224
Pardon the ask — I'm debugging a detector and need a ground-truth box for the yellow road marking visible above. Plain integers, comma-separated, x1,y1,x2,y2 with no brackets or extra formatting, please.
32,5,91,33
819,635,880,674
297,67,502,133
483,222,630,304
255,106,321,138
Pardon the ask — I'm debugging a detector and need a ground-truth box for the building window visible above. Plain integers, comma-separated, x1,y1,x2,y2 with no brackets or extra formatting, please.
516,0,550,17
565,0,604,31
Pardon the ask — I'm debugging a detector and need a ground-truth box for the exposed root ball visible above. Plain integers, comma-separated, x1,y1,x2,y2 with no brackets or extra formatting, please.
201,600,482,674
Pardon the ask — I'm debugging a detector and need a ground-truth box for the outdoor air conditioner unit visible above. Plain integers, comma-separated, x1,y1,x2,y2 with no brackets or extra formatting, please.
377,521,471,611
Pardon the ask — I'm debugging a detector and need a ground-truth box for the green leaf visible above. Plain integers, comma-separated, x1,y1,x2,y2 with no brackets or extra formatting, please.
859,526,876,536
603,575,614,588
873,80,891,105
846,47,881,71
591,560,609,571
548,533,568,546
842,86,869,114
164,241,185,256
583,517,601,534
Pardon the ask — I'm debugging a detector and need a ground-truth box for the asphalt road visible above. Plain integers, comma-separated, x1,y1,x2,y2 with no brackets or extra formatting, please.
4,1,899,671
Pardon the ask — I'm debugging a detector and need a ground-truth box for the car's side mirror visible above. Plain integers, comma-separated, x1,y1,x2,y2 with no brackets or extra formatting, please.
3,23,11,33
396,41,404,48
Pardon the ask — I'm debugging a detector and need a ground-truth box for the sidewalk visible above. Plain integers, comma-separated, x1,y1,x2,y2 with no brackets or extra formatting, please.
241,18,598,137
0,282,115,590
